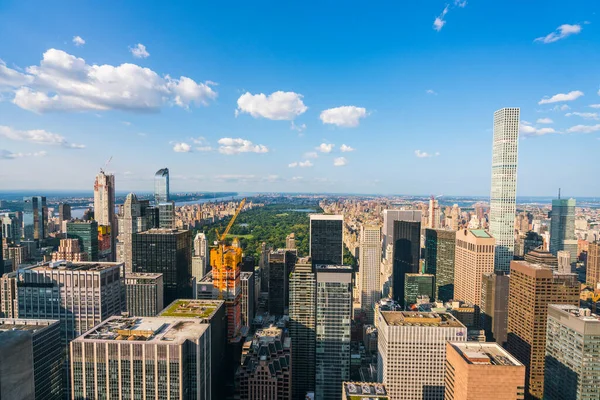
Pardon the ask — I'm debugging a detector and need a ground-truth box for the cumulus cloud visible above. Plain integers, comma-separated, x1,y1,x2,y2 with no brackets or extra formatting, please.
538,90,584,105
433,5,449,31
288,160,313,168
589,104,600,109
218,138,269,155
320,106,367,127
236,91,307,120
414,150,440,158
426,89,438,95
536,118,553,124
535,24,582,44
72,36,85,46
565,112,598,120
340,144,355,152
519,122,558,137
566,124,600,134
304,151,318,159
333,157,348,167
317,143,334,153
0,125,84,148
0,149,47,159
130,43,150,58
0,49,216,113
173,142,192,153
454,0,467,7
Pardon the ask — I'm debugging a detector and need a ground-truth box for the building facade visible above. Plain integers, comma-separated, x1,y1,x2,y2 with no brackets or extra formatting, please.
51,238,88,262
240,271,255,329
549,198,577,263
310,214,344,265
117,193,143,273
429,198,440,229
489,107,520,272
66,220,99,261
154,167,170,205
359,225,382,323
587,241,600,289
454,229,495,307
23,195,47,242
382,210,421,252
0,271,17,318
403,273,435,305
392,218,421,307
124,272,164,317
268,249,296,316
480,271,509,345
425,228,456,302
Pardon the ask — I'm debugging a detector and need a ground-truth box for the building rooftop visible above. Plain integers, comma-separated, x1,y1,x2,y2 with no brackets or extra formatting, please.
198,270,214,283
343,382,389,399
0,319,59,333
28,260,123,272
549,304,600,323
137,228,186,235
77,316,209,344
124,272,163,280
470,229,492,238
310,214,343,220
314,264,353,272
449,342,523,367
240,271,254,279
159,299,223,320
380,311,465,328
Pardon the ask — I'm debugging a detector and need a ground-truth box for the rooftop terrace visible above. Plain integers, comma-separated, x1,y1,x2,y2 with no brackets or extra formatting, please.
159,299,223,320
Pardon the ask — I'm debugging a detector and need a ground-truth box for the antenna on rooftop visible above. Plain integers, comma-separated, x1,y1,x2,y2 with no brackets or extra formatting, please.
558,188,561,199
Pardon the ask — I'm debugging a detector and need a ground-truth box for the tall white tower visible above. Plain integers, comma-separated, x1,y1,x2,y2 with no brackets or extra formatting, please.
489,107,520,272
428,197,440,229
360,225,382,323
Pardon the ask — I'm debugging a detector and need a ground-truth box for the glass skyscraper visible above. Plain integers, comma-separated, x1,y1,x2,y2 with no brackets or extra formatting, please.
549,197,577,263
424,228,456,302
309,214,343,265
392,219,421,307
22,196,47,242
154,167,170,205
489,107,520,272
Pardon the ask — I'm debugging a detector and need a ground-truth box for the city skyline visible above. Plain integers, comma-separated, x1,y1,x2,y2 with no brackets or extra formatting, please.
1,1,599,195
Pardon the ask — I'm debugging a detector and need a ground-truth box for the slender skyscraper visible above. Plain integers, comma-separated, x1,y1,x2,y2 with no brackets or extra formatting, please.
117,193,142,272
549,196,577,263
392,216,421,306
310,214,343,265
489,107,520,272
428,197,440,229
359,225,381,322
154,167,170,205
22,196,47,242
94,170,116,260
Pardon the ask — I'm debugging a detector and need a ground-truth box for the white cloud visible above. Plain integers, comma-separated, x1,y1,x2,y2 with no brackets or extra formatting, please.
454,0,467,7
130,43,150,58
320,106,367,127
173,142,192,153
340,144,355,152
196,146,213,152
0,59,33,89
236,91,307,120
72,36,85,46
0,149,47,159
535,24,582,44
414,150,439,158
304,151,318,159
536,118,553,124
317,143,334,153
538,90,584,105
565,112,599,120
2,49,216,113
433,5,449,31
288,160,313,168
566,124,600,134
426,89,438,95
291,121,306,132
217,138,269,155
519,122,558,137
0,125,84,148
333,157,348,167
589,104,600,109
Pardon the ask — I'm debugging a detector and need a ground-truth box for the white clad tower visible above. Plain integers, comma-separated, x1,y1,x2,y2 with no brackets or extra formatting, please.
360,225,382,323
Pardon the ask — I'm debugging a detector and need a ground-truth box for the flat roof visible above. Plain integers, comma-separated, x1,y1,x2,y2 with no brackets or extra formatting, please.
159,299,223,320
449,342,523,367
28,260,123,272
549,304,600,323
0,319,59,333
381,311,465,328
314,264,353,271
470,229,492,238
309,214,343,220
125,272,163,280
343,382,389,399
137,228,186,235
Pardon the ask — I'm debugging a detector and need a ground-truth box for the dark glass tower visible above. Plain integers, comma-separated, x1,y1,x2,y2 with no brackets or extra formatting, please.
22,196,47,242
154,168,170,205
392,219,421,307
131,228,192,305
310,214,343,265
267,249,297,316
424,228,456,302
66,220,99,261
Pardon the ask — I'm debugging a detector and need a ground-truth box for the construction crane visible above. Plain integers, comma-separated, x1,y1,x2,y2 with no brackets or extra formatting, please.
215,198,246,243
100,156,113,174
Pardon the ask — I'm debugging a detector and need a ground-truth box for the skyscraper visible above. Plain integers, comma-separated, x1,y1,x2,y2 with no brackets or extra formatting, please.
154,167,170,205
382,210,421,252
587,241,600,289
376,309,467,400
94,170,116,260
392,216,421,307
480,271,509,345
315,264,352,400
544,305,600,400
506,260,579,399
66,220,99,261
22,196,47,242
403,273,435,305
124,272,164,317
132,228,193,305
429,197,440,229
158,201,176,229
0,271,17,318
117,192,142,272
425,228,456,302
359,225,381,322
489,107,520,272
454,229,495,306
310,214,344,265
58,203,71,226
268,249,296,316
51,238,88,262
240,271,255,329
549,197,577,263
289,258,316,399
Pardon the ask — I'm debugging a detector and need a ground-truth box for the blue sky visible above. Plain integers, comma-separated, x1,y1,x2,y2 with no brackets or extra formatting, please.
0,0,599,196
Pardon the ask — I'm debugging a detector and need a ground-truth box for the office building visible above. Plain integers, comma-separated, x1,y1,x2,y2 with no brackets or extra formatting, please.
310,214,343,265
376,310,467,400
489,107,520,272
404,273,435,305
23,195,47,242
132,228,192,305
429,197,440,229
342,382,388,400
242,255,255,273
3,243,26,271
268,249,296,316
587,241,600,288
449,204,461,231
124,272,164,316
239,326,292,399
445,342,525,400
550,197,577,263
506,260,579,399
194,232,209,275
392,216,421,307
0,318,63,400
240,271,255,329
1,212,21,242
116,192,144,273
0,271,17,318
192,255,207,282
289,258,316,399
17,261,124,344
544,305,600,400
425,229,456,302
481,272,509,345
51,238,88,262
154,167,170,205
66,220,98,261
382,209,421,251
556,250,571,274
195,270,216,300
524,247,558,268
158,201,176,229
454,229,495,307
93,170,115,228
359,225,382,323
286,232,296,249
70,316,211,400
315,264,353,400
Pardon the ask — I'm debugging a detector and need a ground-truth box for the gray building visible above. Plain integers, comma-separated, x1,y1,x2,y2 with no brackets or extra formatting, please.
480,271,509,345
70,316,211,400
550,198,577,263
240,271,255,329
154,167,170,205
315,264,353,400
310,214,344,265
424,228,456,302
544,305,600,400
382,209,421,252
124,272,164,316
0,318,63,400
